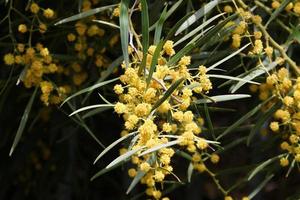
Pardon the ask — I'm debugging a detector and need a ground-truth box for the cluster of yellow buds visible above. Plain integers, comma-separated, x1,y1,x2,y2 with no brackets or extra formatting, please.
113,40,219,199
3,43,69,105
252,67,300,167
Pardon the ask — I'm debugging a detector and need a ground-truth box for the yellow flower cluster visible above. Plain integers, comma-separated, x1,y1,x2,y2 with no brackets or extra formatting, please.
113,40,218,199
253,68,300,167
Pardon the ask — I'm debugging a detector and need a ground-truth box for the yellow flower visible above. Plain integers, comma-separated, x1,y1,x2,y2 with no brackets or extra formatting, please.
140,162,151,172
280,157,289,167
269,121,279,132
39,23,47,33
224,5,233,13
224,196,233,200
18,24,27,33
43,8,54,19
114,84,124,94
128,168,137,177
272,1,280,9
114,102,127,114
162,123,172,132
67,33,76,42
197,138,208,150
3,53,15,65
293,2,300,14
154,170,165,182
113,7,120,17
40,81,53,94
40,48,49,57
163,40,175,56
30,3,40,14
179,56,191,66
210,153,220,164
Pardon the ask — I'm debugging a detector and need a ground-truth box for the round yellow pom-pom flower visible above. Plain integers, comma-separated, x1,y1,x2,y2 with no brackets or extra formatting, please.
30,3,40,14
43,8,54,19
3,53,15,65
18,24,27,33
270,121,279,132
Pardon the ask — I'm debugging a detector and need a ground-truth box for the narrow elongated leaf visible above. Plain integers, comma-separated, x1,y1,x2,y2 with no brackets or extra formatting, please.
165,12,194,41
248,154,285,180
207,43,250,71
138,0,149,74
92,20,120,29
250,170,275,191
91,159,129,181
203,102,215,139
139,140,180,157
152,78,184,111
174,13,224,46
216,99,270,140
146,40,164,86
69,104,114,116
194,94,251,104
175,0,220,35
153,6,168,45
61,77,119,106
82,56,123,104
106,146,145,169
94,131,137,164
230,61,277,93
187,162,194,183
140,0,149,54
67,102,105,148
120,0,130,67
126,170,146,194
167,42,195,65
149,0,184,31
208,74,259,85
55,4,117,25
82,107,112,119
247,102,281,145
266,0,292,27
9,87,37,156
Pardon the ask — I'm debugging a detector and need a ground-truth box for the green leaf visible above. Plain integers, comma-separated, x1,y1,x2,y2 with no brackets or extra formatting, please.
92,19,120,29
54,4,117,25
152,78,184,111
203,102,215,139
126,170,146,194
82,107,112,119
69,104,114,116
230,61,277,93
247,102,281,145
94,131,137,164
207,43,250,71
216,98,268,140
106,146,145,169
120,0,130,67
139,140,180,157
187,162,194,183
165,12,194,41
146,39,164,86
208,74,259,85
248,174,274,199
266,0,292,27
248,154,285,180
175,0,221,35
9,87,37,156
61,77,119,106
149,0,184,31
167,42,195,65
140,0,149,54
153,6,168,45
67,102,105,148
82,56,123,104
174,13,224,47
194,94,251,104
90,159,129,181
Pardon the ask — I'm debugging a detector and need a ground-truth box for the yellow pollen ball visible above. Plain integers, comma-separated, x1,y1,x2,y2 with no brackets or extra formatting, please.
30,3,40,14
3,53,15,65
18,24,27,33
43,8,54,19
